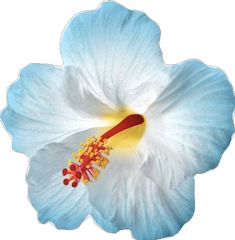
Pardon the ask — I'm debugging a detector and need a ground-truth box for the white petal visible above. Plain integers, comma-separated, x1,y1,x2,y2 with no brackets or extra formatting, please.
1,64,111,157
87,153,195,240
143,59,234,187
61,1,168,112
27,129,114,229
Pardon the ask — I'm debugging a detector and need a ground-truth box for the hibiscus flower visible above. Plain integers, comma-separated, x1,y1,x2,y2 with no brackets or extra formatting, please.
1,2,234,240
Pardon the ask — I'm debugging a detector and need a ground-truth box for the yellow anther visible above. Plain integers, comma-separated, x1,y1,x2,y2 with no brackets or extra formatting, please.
100,163,106,169
78,149,84,155
88,147,93,153
86,137,93,144
72,153,80,161
83,181,88,185
82,178,89,185
92,169,100,179
96,160,101,167
100,158,109,168
103,149,110,155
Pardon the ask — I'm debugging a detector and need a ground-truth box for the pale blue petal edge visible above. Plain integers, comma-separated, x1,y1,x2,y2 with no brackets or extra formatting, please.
164,59,235,172
60,1,162,66
143,59,234,190
60,1,164,108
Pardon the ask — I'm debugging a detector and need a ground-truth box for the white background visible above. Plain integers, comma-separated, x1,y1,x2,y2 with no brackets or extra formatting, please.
0,0,234,239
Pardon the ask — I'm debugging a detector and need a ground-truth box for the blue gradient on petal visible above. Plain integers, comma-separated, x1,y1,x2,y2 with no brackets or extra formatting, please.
144,59,234,188
163,59,235,171
130,177,195,240
60,1,163,106
0,63,106,157
27,141,90,229
61,1,162,66
88,164,195,240
1,64,75,156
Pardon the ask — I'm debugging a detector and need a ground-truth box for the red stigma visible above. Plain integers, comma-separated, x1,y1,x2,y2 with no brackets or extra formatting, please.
63,179,69,185
72,181,78,188
75,172,82,179
62,168,68,176
70,164,76,171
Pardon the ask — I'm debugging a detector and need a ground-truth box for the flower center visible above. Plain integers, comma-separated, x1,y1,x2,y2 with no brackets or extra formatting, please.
62,114,144,187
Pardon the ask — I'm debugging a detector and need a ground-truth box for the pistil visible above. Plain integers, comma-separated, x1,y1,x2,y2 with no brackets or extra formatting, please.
62,114,144,187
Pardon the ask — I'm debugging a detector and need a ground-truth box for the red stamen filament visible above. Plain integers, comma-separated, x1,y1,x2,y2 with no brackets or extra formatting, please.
101,114,144,139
